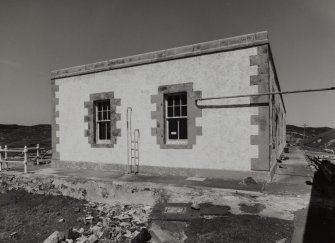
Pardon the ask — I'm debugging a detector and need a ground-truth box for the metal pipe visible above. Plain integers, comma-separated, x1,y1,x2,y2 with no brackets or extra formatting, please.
126,107,132,174
196,87,335,102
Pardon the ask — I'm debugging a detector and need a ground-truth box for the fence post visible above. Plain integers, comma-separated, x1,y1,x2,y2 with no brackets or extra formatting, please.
23,146,28,174
0,146,2,172
36,144,40,165
4,145,8,169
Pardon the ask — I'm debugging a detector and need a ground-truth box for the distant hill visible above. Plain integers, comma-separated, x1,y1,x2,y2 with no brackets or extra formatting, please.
0,124,51,149
286,124,335,151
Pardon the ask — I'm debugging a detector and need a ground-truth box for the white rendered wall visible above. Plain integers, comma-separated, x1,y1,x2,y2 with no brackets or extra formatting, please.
55,47,259,171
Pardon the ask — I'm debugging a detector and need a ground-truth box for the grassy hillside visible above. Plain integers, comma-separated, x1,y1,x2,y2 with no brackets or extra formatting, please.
0,124,51,149
286,124,335,150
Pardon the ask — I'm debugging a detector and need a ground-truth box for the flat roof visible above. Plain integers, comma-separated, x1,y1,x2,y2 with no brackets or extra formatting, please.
51,31,269,80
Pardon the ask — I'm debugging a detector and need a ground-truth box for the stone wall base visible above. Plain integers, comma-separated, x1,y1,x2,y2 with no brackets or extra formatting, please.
52,160,273,182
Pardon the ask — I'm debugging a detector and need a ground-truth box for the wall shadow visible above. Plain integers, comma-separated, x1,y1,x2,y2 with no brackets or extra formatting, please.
303,170,335,243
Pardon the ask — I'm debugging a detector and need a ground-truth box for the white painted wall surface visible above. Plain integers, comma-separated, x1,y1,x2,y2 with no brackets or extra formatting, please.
56,47,259,171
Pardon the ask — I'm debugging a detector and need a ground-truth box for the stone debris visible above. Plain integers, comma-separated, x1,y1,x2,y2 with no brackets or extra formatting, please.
43,231,65,243
131,228,151,243
191,201,200,210
58,218,65,223
239,177,258,185
43,202,152,243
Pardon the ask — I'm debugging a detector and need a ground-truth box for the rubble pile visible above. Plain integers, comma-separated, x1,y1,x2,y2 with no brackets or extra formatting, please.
306,154,335,183
44,202,152,243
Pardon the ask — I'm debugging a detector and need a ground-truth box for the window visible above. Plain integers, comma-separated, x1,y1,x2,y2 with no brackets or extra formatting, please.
151,82,202,149
165,92,188,144
95,100,111,143
84,91,121,148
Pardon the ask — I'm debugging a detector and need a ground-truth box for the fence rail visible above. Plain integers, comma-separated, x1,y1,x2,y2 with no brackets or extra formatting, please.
0,144,51,173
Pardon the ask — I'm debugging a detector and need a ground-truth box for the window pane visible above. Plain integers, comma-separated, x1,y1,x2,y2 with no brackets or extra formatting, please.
175,106,180,116
181,95,187,105
167,106,173,117
103,111,107,120
168,119,178,139
175,95,180,105
98,111,102,121
98,102,102,111
179,118,188,139
99,123,106,140
107,111,110,120
106,122,111,139
104,102,110,111
167,96,173,106
181,106,187,116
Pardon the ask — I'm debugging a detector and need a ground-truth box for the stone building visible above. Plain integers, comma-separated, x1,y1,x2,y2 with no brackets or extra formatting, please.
51,31,286,181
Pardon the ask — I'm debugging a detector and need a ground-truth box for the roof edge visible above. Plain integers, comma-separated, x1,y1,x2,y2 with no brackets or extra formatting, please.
51,31,269,80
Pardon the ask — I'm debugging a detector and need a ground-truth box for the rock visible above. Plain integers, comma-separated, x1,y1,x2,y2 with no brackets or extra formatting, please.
10,232,17,237
276,238,287,243
58,218,65,223
124,230,132,238
43,231,65,243
86,216,94,220
76,235,89,243
65,239,73,243
67,229,81,241
88,234,99,243
91,225,102,236
142,206,152,213
78,228,85,234
77,217,85,223
74,207,81,213
240,177,258,185
120,222,131,228
131,228,151,243
191,201,200,210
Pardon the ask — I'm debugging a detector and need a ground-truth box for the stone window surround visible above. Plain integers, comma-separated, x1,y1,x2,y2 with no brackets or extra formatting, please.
151,82,202,149
84,92,121,148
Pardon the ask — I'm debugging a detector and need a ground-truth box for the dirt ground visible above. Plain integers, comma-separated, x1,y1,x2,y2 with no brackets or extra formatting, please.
0,190,94,243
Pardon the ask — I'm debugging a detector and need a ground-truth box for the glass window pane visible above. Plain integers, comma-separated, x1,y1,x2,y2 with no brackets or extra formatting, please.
107,111,110,120
105,102,110,111
106,122,111,139
167,96,173,106
179,118,188,139
175,95,180,105
167,107,173,117
98,111,102,121
168,119,178,139
175,106,180,116
181,106,187,116
98,102,102,111
99,123,106,140
181,95,187,105
102,111,107,120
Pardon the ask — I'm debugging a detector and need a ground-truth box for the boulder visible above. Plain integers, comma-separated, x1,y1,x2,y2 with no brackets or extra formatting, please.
131,228,151,243
43,231,65,243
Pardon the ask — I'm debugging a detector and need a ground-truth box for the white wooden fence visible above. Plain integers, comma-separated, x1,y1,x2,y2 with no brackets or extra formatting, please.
0,144,49,173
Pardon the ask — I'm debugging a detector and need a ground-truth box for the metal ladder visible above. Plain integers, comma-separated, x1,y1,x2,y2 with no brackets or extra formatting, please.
127,107,140,174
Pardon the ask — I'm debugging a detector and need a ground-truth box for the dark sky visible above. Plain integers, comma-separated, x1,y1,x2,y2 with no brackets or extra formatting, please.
0,0,334,127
